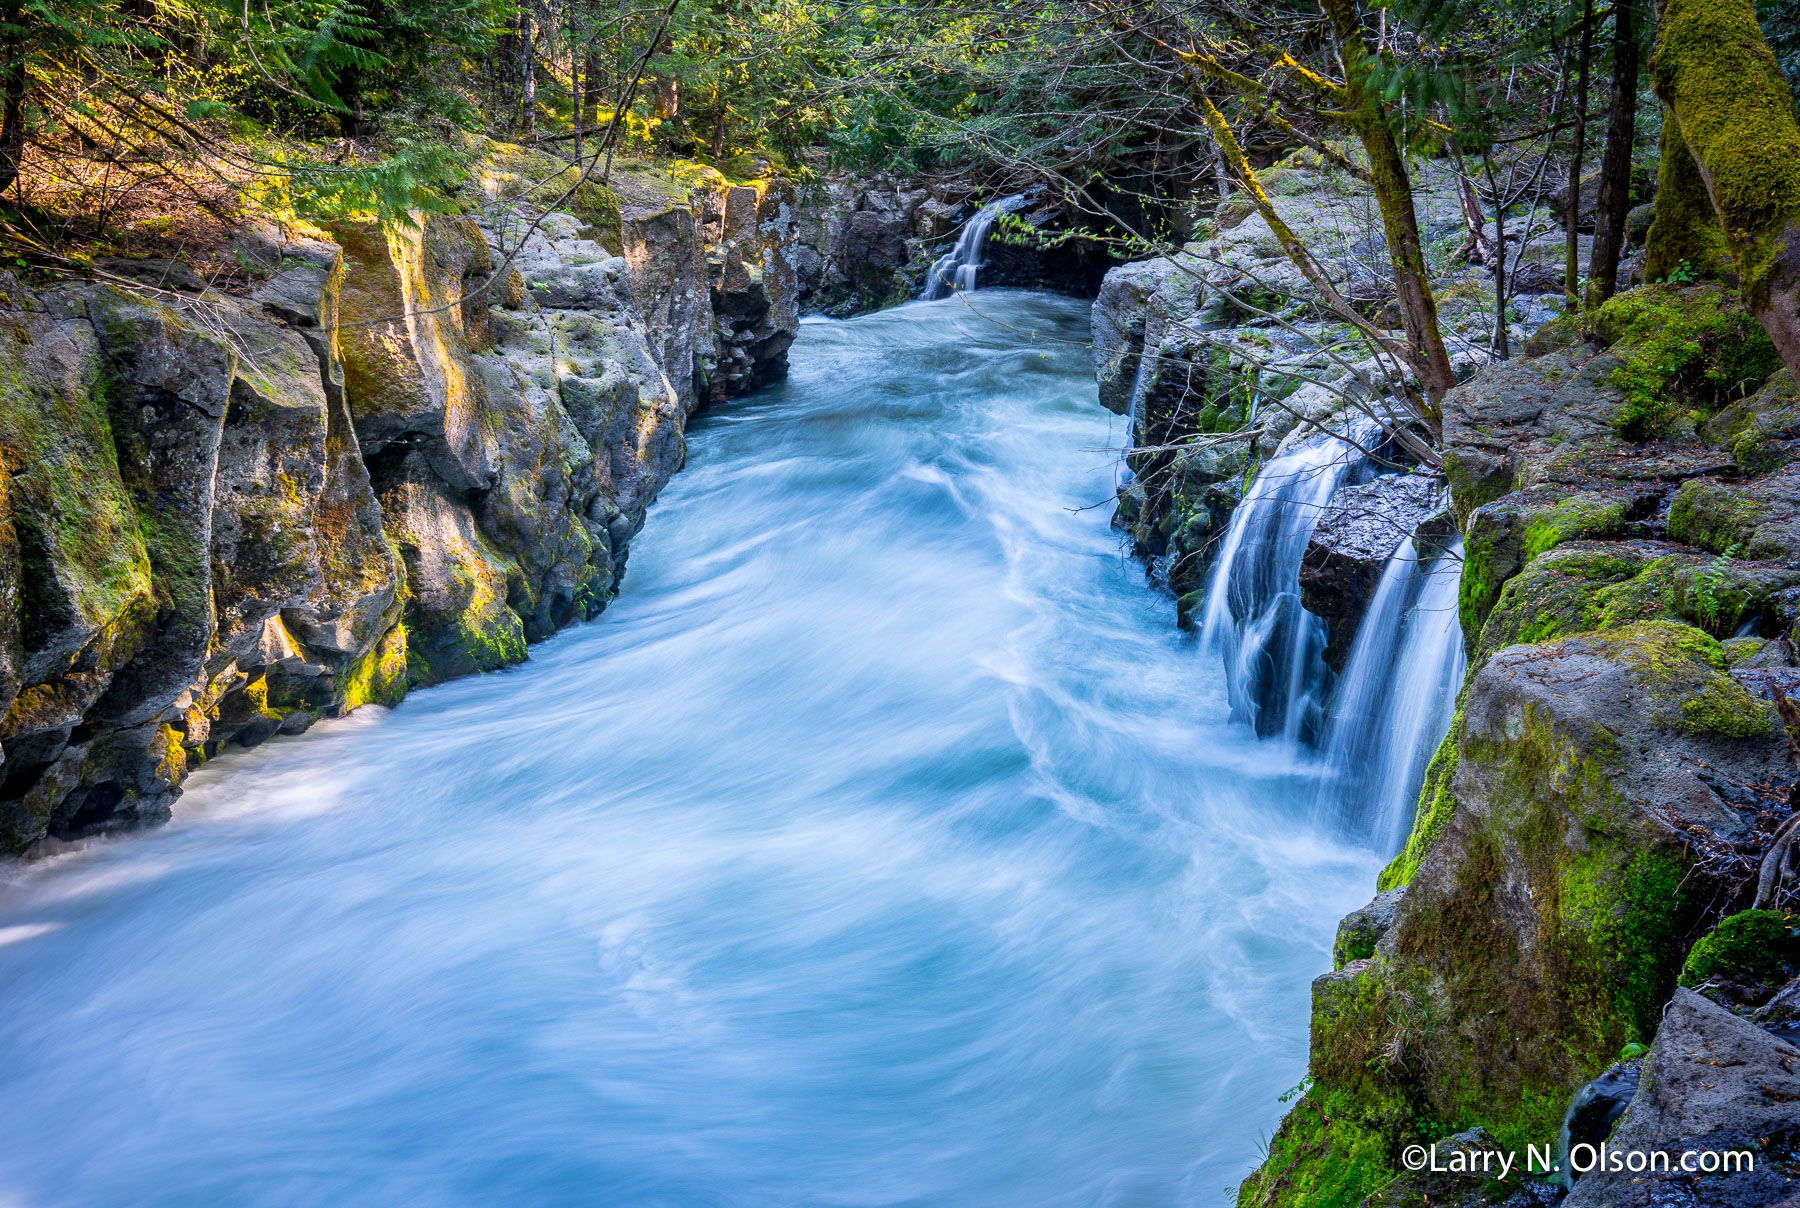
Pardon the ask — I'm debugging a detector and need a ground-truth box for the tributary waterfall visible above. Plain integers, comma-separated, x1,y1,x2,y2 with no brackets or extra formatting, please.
0,292,1379,1207
1314,537,1467,854
922,195,1025,299
1195,422,1379,743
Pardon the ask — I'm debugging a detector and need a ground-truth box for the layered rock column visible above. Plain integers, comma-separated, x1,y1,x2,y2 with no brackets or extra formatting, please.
0,181,800,855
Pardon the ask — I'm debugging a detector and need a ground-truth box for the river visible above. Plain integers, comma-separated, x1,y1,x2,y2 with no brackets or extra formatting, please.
0,292,1379,1207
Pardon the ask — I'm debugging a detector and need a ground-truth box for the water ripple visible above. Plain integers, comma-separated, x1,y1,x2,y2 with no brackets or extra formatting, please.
0,291,1379,1208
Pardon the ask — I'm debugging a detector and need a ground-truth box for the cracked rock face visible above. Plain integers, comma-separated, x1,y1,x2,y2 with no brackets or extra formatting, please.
0,182,800,854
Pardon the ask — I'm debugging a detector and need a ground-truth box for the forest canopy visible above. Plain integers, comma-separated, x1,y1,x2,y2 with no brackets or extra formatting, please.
6,0,1800,398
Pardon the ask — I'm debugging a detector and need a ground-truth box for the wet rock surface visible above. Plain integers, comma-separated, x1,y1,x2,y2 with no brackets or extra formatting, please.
1564,989,1800,1207
1301,474,1446,670
1334,886,1407,967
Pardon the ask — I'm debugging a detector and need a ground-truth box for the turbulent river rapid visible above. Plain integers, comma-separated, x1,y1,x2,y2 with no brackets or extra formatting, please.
0,292,1383,1207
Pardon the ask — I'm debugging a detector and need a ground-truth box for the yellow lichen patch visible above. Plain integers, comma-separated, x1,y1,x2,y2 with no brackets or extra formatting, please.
151,723,188,787
340,624,409,713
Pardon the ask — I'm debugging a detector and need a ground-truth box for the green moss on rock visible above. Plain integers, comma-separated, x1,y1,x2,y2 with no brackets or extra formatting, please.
1678,909,1800,987
1668,480,1766,554
1583,620,1776,737
340,622,410,712
1380,727,1460,892
1593,284,1781,440
1236,1086,1397,1208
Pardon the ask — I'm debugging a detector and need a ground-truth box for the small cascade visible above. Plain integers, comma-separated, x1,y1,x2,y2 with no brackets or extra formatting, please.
1316,535,1467,853
1118,352,1153,484
1196,422,1380,742
923,195,1026,300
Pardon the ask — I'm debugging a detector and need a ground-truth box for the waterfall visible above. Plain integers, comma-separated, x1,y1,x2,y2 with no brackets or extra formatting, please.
1196,422,1380,742
923,195,1026,300
1315,536,1467,853
1118,351,1153,484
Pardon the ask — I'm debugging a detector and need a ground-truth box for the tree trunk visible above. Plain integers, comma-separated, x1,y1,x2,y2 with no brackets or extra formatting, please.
0,28,29,196
583,49,603,113
573,51,585,138
1451,142,1496,265
342,85,365,140
520,3,536,139
1584,0,1641,307
1492,195,1510,359
1566,0,1594,309
1642,113,1731,282
1321,0,1458,412
1651,0,1800,376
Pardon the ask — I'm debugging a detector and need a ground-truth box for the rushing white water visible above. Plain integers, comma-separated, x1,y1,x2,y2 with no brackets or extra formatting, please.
1117,351,1154,486
922,196,1025,300
1314,536,1467,853
1195,422,1379,743
0,292,1379,1207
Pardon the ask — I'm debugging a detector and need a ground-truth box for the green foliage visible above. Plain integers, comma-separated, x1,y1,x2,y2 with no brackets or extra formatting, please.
1692,550,1740,633
1761,0,1800,105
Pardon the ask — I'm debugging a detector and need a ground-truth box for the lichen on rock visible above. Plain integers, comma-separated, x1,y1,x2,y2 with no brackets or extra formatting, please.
0,170,803,853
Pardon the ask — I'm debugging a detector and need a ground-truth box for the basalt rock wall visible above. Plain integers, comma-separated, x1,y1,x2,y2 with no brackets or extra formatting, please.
1237,285,1800,1207
795,175,1124,315
0,180,799,855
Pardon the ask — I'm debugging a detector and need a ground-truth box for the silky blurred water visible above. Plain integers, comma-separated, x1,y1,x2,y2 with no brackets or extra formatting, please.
0,292,1380,1208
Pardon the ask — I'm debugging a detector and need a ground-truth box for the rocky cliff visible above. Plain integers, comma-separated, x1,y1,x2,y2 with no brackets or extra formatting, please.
1238,284,1800,1207
796,176,1122,315
0,179,799,855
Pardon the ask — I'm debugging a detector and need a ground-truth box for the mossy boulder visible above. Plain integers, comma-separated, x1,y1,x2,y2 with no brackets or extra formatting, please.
1469,543,1800,667
1591,284,1782,441
1702,368,1800,474
1678,909,1800,990
1249,618,1793,1204
1439,344,1707,527
1457,488,1659,639
1666,464,1800,561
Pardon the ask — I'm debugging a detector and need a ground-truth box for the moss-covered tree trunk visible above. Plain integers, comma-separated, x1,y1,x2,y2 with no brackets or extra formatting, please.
1566,0,1595,309
1320,0,1458,410
1643,113,1732,281
1584,0,1642,307
1651,0,1800,376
